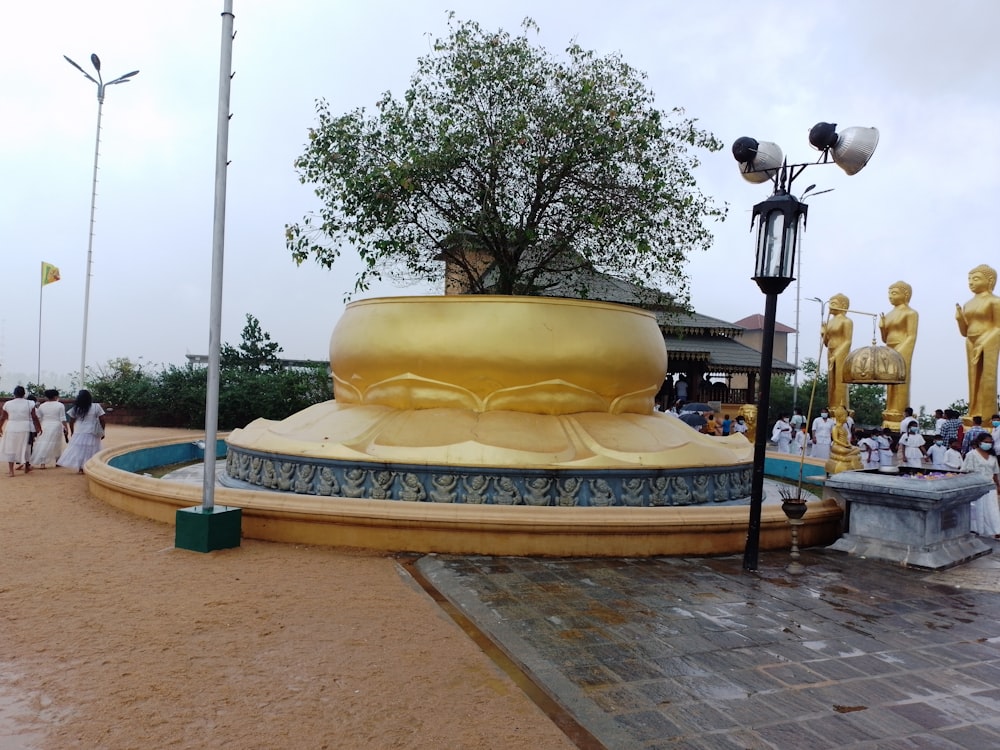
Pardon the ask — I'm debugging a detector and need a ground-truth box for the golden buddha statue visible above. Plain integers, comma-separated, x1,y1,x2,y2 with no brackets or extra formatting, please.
956,264,1000,421
822,294,853,410
825,405,862,475
879,281,918,428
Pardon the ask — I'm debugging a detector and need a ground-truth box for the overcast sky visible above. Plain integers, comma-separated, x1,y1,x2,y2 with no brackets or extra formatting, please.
2,0,998,414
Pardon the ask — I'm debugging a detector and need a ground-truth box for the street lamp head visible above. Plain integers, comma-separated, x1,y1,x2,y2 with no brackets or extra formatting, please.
90,53,101,72
751,192,807,295
109,70,141,86
809,122,880,176
64,55,99,85
732,137,784,184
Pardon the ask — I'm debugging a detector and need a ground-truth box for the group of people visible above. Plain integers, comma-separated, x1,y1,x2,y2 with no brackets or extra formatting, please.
768,407,852,460
664,399,748,437
0,387,106,476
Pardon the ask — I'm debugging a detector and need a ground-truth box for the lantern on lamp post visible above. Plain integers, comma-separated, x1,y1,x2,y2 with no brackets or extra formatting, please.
733,123,879,572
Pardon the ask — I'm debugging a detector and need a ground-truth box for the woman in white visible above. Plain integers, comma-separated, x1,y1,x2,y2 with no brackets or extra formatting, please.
811,410,834,460
0,386,43,476
57,389,106,474
960,432,1000,538
31,389,68,468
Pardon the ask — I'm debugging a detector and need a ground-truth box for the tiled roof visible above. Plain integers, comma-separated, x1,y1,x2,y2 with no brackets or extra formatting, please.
664,335,796,374
732,313,796,334
653,310,744,337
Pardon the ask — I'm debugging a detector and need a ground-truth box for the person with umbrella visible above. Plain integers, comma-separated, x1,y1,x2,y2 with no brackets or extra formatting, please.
678,412,707,430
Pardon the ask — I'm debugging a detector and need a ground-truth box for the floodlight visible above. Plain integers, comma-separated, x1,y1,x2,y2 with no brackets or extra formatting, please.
831,126,879,175
731,137,784,184
809,122,879,176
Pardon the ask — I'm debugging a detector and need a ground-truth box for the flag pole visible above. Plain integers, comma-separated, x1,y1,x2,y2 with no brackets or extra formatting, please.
37,262,44,386
174,0,242,553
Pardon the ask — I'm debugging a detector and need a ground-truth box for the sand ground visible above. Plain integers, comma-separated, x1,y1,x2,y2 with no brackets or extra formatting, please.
0,426,574,749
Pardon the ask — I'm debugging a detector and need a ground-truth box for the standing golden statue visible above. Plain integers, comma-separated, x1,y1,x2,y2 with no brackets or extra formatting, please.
879,281,918,429
956,264,1000,421
822,294,853,410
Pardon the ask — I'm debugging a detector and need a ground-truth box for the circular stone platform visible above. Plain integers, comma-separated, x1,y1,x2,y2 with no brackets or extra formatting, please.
85,436,844,557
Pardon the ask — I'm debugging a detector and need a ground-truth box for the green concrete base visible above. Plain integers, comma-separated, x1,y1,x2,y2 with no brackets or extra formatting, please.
175,505,242,553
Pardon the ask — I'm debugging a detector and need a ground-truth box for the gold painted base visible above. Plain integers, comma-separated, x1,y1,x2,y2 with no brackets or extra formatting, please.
86,436,844,557
881,410,903,432
227,401,754,469
825,453,863,475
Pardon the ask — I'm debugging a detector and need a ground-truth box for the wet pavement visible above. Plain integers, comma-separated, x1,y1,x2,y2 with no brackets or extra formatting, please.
160,463,1000,747
416,542,1000,749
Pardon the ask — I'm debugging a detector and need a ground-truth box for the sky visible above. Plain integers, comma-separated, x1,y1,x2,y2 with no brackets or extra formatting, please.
1,0,998,414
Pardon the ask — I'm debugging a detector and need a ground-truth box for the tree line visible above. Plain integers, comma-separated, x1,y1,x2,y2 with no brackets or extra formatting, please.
15,315,332,430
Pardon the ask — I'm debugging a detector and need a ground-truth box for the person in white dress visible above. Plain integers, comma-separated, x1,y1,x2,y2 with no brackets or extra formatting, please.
858,430,881,470
793,425,811,457
31,389,68,468
57,390,106,474
811,410,834,460
771,415,792,453
0,386,43,476
898,424,927,468
877,428,896,467
960,433,1000,538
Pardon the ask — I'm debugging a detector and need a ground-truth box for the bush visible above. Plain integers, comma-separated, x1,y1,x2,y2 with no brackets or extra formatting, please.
84,316,333,429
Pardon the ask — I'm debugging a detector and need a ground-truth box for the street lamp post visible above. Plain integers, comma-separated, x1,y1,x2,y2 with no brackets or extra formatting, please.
64,54,139,388
733,122,879,572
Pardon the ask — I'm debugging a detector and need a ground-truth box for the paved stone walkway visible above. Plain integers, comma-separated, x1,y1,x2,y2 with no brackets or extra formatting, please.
417,542,1000,749
161,463,1000,746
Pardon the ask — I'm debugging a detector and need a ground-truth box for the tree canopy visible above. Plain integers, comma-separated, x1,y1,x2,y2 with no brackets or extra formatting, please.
287,15,726,300
766,359,887,429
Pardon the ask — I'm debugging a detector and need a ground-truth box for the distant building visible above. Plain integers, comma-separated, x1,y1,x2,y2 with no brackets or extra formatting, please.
727,314,797,402
185,354,328,371
730,314,795,363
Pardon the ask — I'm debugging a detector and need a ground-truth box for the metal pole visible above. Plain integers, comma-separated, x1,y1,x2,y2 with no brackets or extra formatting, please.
79,89,105,389
37,267,44,386
66,54,138,388
202,0,235,511
743,290,779,571
793,240,802,408
797,298,827,492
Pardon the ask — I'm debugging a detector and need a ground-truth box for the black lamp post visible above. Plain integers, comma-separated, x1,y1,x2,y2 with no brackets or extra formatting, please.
742,184,805,571
733,123,879,572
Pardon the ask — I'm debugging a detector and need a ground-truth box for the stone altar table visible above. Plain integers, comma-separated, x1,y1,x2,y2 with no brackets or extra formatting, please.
826,467,993,570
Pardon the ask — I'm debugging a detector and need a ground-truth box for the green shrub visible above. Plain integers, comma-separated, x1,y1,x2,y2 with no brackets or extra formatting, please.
84,315,333,429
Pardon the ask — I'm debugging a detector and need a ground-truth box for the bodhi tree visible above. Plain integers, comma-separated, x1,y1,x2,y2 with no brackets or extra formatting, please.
287,15,725,301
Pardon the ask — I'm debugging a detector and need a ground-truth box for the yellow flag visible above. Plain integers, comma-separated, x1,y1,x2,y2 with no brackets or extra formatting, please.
41,262,60,286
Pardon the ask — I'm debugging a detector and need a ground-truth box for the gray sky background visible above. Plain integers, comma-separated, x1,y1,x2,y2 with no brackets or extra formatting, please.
1,1,998,416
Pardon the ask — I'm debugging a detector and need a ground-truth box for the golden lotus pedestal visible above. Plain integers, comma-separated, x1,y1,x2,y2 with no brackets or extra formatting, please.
226,297,753,508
